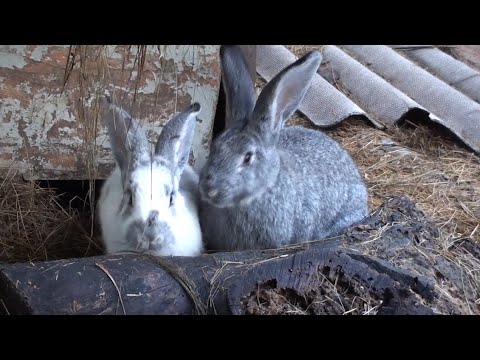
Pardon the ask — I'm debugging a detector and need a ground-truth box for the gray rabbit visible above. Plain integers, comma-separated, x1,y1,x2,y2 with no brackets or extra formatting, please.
198,45,368,251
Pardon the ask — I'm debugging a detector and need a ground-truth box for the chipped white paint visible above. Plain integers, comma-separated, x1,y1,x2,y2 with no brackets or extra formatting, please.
130,70,138,81
184,79,218,171
30,46,48,61
161,45,219,73
105,45,122,59
0,99,25,147
44,73,57,82
0,52,26,69
3,94,80,146
140,77,157,95
15,82,32,94
0,45,220,179
0,46,30,69
2,45,27,56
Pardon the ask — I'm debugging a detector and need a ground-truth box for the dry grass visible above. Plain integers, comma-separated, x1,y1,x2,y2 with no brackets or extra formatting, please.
327,118,480,244
242,271,381,315
144,253,208,315
286,45,325,56
0,168,103,263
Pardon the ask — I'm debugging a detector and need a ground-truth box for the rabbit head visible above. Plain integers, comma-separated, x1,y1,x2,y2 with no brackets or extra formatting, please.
99,96,201,254
199,45,321,208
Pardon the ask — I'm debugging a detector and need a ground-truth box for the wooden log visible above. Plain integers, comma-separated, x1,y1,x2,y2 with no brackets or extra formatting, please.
0,240,435,315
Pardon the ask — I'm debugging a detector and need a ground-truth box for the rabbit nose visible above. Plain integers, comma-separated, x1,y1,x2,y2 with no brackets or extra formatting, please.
147,210,159,226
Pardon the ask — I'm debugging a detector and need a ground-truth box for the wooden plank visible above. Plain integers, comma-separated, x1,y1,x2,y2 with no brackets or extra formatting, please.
0,45,221,180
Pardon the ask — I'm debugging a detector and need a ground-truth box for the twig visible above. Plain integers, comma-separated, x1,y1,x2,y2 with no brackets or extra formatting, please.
1,298,10,315
95,262,126,315
143,254,208,315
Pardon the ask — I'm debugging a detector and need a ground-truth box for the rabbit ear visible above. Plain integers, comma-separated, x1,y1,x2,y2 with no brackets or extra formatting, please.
101,96,150,180
251,50,322,142
220,45,257,129
155,102,201,176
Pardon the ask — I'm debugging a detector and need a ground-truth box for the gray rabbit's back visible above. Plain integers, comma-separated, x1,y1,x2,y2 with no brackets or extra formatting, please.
280,126,368,235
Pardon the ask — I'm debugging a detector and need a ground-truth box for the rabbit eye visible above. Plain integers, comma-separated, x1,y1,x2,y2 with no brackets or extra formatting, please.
244,152,253,165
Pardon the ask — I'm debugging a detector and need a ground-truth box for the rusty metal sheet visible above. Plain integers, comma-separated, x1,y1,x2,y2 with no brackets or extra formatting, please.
0,45,221,180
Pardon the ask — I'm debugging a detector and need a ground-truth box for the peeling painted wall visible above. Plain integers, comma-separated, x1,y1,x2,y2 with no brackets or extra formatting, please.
0,45,221,180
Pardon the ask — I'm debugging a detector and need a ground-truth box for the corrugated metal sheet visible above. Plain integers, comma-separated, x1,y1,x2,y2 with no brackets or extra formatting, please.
257,45,480,154
0,45,221,180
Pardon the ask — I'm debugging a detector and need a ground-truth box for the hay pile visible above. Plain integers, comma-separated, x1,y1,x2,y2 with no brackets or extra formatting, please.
243,272,380,315
0,169,102,263
328,118,480,243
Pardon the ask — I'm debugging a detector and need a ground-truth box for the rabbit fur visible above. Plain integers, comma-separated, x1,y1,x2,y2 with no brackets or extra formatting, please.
198,45,368,251
97,97,204,257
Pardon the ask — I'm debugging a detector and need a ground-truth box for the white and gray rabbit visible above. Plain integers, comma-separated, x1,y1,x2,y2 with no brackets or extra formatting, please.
198,45,368,251
97,96,203,257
